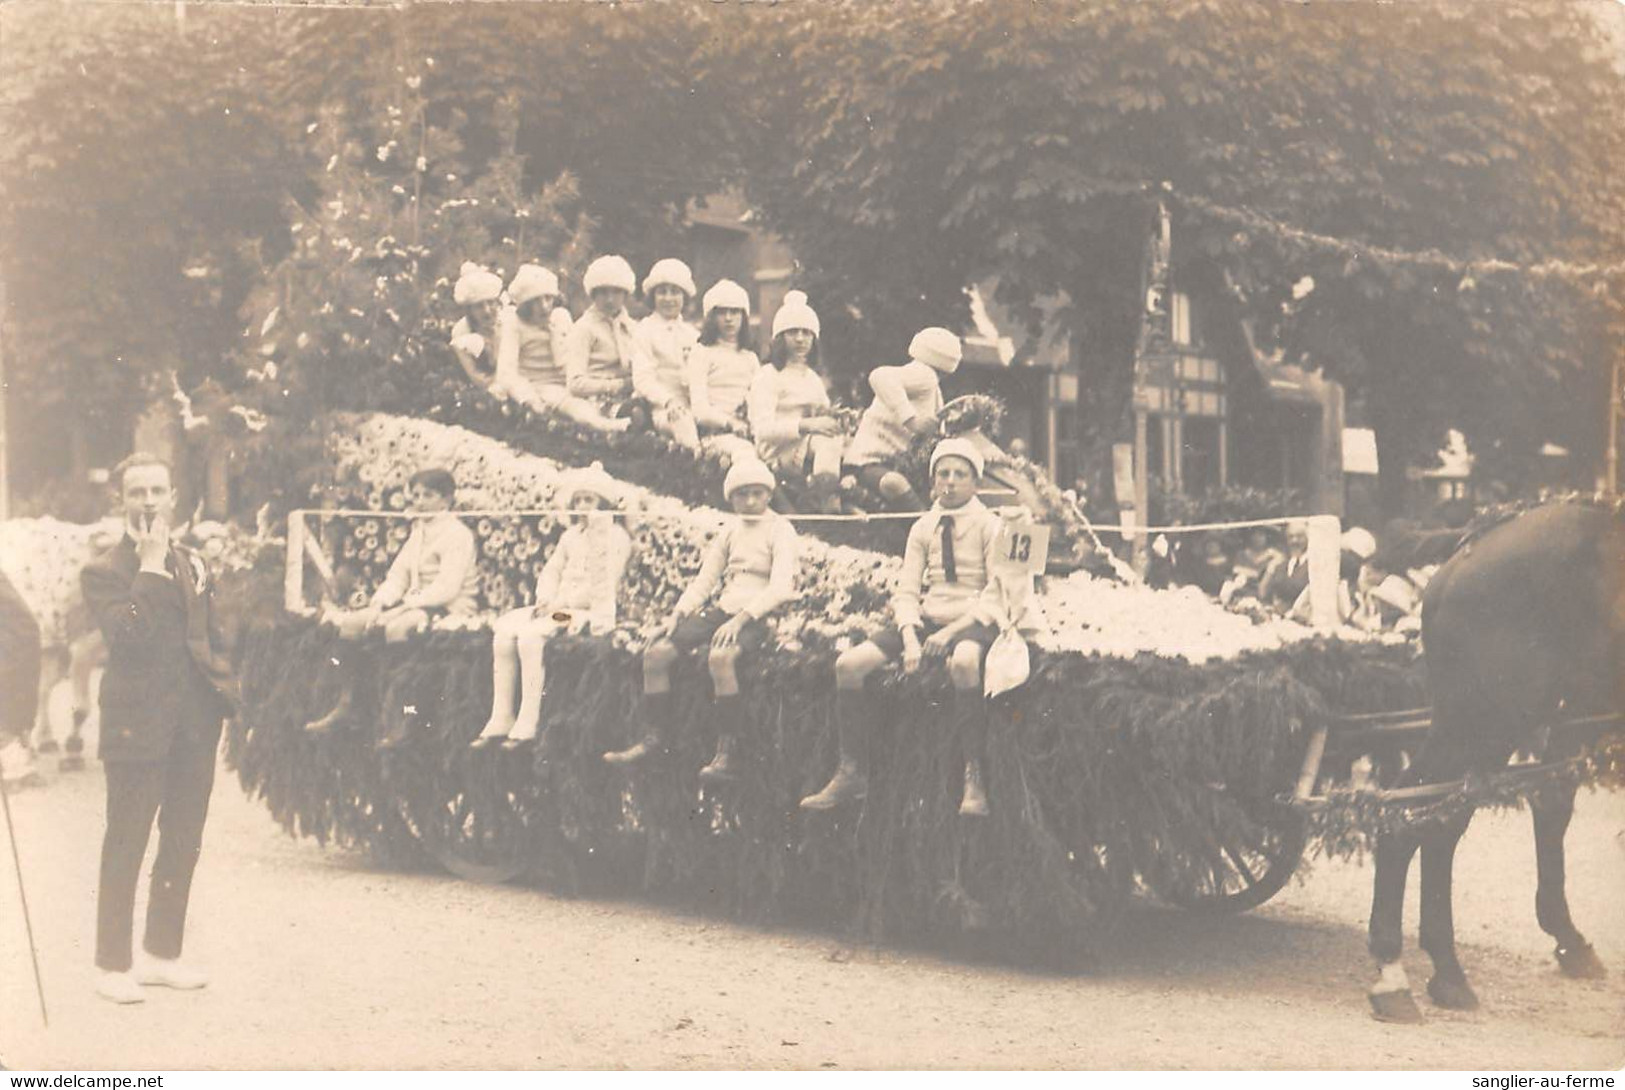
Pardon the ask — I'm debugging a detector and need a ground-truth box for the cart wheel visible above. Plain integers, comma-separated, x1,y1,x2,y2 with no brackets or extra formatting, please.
1160,803,1308,914
399,790,531,885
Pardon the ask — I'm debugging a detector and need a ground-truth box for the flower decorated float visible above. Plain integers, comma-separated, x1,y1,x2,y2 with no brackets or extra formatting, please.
227,411,1428,960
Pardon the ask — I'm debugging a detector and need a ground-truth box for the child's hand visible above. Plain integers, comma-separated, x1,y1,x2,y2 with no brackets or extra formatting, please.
901,628,924,673
908,414,938,437
711,614,748,648
800,416,840,437
921,628,956,659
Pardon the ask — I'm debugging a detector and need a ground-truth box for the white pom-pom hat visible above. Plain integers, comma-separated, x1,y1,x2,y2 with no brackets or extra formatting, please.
453,262,503,305
557,462,620,507
909,327,963,374
929,436,985,478
508,264,561,305
643,258,697,299
723,458,777,500
582,255,636,295
702,279,751,317
771,289,820,339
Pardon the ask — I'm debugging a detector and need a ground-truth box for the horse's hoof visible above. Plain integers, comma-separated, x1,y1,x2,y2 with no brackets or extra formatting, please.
1427,975,1480,1011
1556,943,1607,980
1369,990,1425,1024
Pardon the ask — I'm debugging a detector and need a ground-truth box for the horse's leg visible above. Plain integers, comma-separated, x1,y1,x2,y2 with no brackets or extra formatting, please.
1368,826,1425,1023
1533,780,1607,979
1418,807,1478,1009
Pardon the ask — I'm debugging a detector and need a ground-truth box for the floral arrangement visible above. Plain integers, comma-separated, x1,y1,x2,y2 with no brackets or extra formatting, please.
318,412,1378,664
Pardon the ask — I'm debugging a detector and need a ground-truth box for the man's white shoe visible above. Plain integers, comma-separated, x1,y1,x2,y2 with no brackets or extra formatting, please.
96,971,146,1005
133,955,209,990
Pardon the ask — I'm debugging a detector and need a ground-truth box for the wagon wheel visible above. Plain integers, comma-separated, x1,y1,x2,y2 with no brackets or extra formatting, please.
397,787,532,885
1159,800,1308,914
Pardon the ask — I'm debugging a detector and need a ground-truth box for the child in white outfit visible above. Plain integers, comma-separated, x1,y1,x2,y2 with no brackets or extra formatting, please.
687,279,761,466
634,258,702,451
747,291,845,513
843,327,963,510
472,465,632,751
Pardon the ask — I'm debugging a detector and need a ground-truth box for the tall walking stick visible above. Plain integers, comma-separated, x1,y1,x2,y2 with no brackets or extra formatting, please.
0,775,48,1027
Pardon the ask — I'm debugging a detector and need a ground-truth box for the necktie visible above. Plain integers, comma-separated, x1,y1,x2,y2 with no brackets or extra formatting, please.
939,515,957,584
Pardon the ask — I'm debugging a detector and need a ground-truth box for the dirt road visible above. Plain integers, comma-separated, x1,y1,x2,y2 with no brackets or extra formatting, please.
2,755,1622,1070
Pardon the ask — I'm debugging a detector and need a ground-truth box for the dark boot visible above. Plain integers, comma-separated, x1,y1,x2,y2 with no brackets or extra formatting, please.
800,689,871,810
698,696,743,783
604,691,670,766
956,688,990,817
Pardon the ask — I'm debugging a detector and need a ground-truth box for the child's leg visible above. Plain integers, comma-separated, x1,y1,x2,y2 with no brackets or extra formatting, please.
555,394,631,434
949,640,991,817
381,608,431,644
654,405,702,451
698,641,744,781
808,436,846,514
604,636,682,764
800,640,889,809
508,617,564,743
476,609,529,742
854,463,923,510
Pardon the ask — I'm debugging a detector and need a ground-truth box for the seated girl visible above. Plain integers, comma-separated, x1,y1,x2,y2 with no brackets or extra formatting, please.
306,468,478,737
560,255,644,435
801,439,1007,817
746,291,845,514
490,263,620,436
472,465,632,752
449,263,505,390
842,326,962,510
634,258,702,451
686,279,761,466
603,458,798,783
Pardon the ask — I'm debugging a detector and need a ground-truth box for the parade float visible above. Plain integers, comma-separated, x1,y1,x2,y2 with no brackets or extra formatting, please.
208,409,1433,962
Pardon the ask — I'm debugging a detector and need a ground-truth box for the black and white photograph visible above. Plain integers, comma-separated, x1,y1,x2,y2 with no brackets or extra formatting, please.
0,0,1622,1073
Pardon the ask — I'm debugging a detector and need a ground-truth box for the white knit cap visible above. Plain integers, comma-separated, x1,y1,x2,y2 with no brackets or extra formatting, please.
508,263,561,305
929,436,984,478
643,257,696,298
1341,526,1378,560
771,290,820,339
582,255,636,295
453,262,503,305
723,458,777,499
702,279,751,317
909,327,963,374
557,462,619,507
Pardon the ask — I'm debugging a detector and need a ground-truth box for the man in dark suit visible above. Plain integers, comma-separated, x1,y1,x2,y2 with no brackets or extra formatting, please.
81,454,236,1005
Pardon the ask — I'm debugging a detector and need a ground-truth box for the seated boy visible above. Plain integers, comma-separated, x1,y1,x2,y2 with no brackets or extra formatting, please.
306,468,478,737
603,458,798,782
801,437,1004,817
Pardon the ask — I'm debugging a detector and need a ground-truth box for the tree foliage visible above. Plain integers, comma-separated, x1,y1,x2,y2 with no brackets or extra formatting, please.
708,1,1625,506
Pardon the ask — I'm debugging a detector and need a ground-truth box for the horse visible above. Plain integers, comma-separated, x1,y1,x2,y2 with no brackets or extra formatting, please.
1367,501,1623,1023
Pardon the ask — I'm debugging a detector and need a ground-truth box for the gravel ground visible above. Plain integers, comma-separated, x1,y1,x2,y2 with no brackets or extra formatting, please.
2,739,1622,1071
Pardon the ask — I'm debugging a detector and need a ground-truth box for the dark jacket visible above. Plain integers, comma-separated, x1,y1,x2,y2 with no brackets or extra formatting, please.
81,538,237,763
